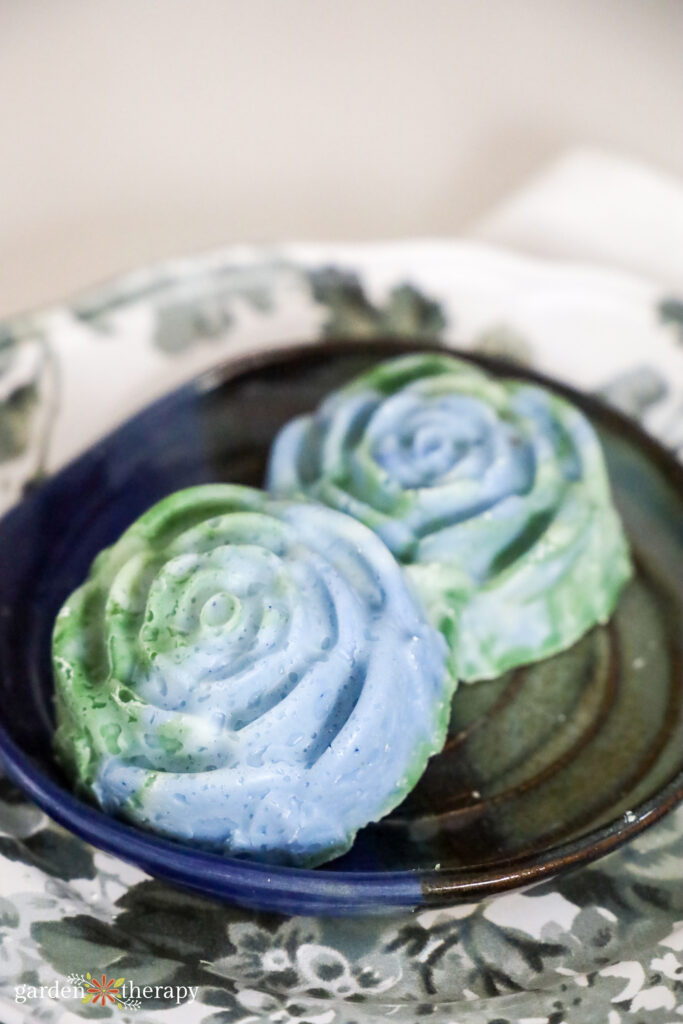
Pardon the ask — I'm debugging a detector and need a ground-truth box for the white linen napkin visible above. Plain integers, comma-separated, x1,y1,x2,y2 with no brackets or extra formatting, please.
473,147,683,288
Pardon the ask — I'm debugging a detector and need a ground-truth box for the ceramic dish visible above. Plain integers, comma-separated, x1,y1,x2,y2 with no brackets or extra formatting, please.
0,338,681,916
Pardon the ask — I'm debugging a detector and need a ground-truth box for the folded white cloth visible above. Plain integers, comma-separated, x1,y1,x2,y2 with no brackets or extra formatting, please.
473,147,683,288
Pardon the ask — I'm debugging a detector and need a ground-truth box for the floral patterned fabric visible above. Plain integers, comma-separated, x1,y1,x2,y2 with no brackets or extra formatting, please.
1,241,682,1023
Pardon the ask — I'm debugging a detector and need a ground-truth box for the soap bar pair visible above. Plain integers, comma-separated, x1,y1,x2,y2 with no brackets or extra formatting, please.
52,354,631,866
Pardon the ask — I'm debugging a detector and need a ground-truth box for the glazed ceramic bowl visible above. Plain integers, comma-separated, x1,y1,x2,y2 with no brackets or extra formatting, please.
0,339,681,916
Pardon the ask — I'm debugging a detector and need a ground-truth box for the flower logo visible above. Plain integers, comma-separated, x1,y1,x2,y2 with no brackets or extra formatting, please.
82,973,125,1007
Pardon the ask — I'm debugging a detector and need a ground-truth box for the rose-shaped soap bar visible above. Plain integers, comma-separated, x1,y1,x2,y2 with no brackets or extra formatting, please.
52,485,452,866
267,354,632,681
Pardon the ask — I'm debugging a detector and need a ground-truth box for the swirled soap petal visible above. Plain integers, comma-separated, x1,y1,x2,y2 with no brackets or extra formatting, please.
267,354,632,681
52,485,452,867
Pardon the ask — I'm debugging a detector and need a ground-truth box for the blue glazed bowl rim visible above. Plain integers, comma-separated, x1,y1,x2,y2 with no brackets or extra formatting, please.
0,337,681,914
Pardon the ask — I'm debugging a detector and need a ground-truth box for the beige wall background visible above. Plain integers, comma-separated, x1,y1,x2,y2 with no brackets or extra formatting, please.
1,0,682,319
